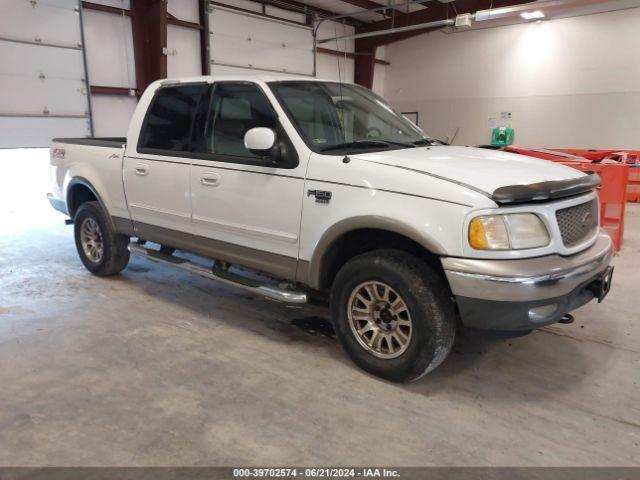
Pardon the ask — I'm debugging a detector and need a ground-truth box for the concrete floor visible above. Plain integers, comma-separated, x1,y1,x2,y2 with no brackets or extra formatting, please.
0,149,638,466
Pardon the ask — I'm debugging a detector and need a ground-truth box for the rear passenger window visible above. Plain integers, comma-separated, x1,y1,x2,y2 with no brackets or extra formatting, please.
138,83,208,153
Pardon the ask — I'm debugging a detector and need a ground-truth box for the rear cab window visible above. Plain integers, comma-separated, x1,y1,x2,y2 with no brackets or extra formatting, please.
137,83,209,154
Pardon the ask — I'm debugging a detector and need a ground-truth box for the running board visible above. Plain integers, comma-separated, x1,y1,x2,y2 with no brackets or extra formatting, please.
128,242,307,304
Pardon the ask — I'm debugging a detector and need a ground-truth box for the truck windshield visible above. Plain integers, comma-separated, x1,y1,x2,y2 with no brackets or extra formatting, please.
269,81,432,154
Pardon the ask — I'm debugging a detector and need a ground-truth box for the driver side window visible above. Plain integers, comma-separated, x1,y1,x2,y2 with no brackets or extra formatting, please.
203,83,277,158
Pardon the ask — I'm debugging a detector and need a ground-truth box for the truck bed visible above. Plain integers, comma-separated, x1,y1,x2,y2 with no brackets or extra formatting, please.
52,137,126,148
48,137,130,221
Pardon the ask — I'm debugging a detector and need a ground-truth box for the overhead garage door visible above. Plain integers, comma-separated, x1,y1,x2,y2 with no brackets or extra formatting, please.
167,0,202,78
0,0,91,148
209,5,314,77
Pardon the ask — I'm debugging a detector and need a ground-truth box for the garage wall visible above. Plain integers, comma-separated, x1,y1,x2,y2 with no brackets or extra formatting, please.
167,0,202,78
167,23,202,78
210,4,312,76
83,0,205,137
168,0,199,22
316,20,355,83
210,2,360,85
383,8,640,148
372,46,386,97
0,0,91,147
82,4,137,137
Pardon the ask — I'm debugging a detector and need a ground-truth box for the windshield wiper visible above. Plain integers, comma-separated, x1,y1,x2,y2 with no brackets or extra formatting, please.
320,139,417,152
379,140,416,148
320,140,392,152
412,138,442,146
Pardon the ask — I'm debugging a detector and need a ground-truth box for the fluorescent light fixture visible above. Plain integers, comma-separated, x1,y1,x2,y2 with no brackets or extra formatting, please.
520,10,545,20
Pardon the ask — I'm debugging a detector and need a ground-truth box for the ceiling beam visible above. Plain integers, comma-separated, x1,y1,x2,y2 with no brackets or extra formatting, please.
337,0,406,18
355,0,533,47
317,46,390,65
240,0,368,26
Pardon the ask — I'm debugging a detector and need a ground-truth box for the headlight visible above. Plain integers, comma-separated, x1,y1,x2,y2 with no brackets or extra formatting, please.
469,213,550,250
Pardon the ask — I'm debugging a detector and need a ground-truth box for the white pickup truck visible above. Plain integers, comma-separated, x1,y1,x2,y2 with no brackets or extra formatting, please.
48,75,614,382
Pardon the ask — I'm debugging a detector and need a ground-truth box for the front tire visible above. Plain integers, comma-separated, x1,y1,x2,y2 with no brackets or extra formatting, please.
74,201,130,276
330,250,456,382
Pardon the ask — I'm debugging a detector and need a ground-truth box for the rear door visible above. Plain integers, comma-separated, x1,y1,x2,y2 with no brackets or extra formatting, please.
123,82,209,237
188,82,306,280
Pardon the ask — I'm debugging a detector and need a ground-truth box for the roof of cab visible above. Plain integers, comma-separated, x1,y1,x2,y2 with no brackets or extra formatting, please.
156,74,347,85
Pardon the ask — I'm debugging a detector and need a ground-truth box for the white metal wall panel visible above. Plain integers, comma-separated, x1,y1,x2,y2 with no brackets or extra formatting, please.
210,7,313,76
167,24,202,78
373,63,386,96
91,95,137,137
0,0,90,147
83,9,136,88
0,41,86,115
81,7,136,138
0,117,88,149
264,6,306,24
168,0,199,23
210,64,301,79
315,20,355,83
316,20,354,55
373,46,386,96
0,0,81,47
383,7,640,147
316,53,354,83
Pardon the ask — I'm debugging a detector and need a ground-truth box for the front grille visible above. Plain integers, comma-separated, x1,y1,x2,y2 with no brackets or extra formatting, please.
555,199,599,248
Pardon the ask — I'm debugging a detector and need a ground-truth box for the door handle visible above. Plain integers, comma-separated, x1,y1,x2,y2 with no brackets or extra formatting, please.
134,163,149,176
200,173,221,186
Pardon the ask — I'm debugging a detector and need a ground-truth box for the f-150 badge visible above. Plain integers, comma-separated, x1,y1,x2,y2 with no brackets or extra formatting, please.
308,189,332,204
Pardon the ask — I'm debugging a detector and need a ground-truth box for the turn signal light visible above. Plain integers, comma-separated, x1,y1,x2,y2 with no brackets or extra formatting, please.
468,213,549,250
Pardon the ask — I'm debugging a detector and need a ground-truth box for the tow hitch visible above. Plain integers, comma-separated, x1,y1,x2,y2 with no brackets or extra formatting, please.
558,313,574,324
590,266,614,303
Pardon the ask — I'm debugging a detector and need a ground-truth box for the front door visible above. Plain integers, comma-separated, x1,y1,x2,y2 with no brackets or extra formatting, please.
189,82,306,280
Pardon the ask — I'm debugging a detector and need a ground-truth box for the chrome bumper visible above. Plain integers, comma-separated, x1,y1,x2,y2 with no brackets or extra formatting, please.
443,233,613,302
441,233,614,330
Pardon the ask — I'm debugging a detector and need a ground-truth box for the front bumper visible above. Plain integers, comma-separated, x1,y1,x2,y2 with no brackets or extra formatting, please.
442,233,614,331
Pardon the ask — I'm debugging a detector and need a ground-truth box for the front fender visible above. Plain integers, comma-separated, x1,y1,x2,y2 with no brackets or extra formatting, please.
303,215,447,289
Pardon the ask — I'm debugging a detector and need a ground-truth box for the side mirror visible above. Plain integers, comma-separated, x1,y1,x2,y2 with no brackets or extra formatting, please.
244,127,276,155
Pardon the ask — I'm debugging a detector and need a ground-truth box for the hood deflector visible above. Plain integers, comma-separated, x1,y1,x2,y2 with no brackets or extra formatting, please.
492,173,601,205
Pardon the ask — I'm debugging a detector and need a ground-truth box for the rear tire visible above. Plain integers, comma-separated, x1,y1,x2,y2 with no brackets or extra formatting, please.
74,201,130,276
330,250,456,382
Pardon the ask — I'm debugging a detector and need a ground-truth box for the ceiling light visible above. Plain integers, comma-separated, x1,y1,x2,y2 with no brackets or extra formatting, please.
520,10,545,20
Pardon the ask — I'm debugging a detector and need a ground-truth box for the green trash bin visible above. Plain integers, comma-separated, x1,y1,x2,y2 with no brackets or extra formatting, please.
491,126,514,146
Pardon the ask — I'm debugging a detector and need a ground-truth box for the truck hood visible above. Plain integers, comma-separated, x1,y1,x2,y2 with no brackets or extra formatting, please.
351,146,585,196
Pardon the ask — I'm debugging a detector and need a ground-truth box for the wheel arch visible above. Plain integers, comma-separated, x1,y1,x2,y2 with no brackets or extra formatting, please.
66,177,113,228
303,216,447,291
